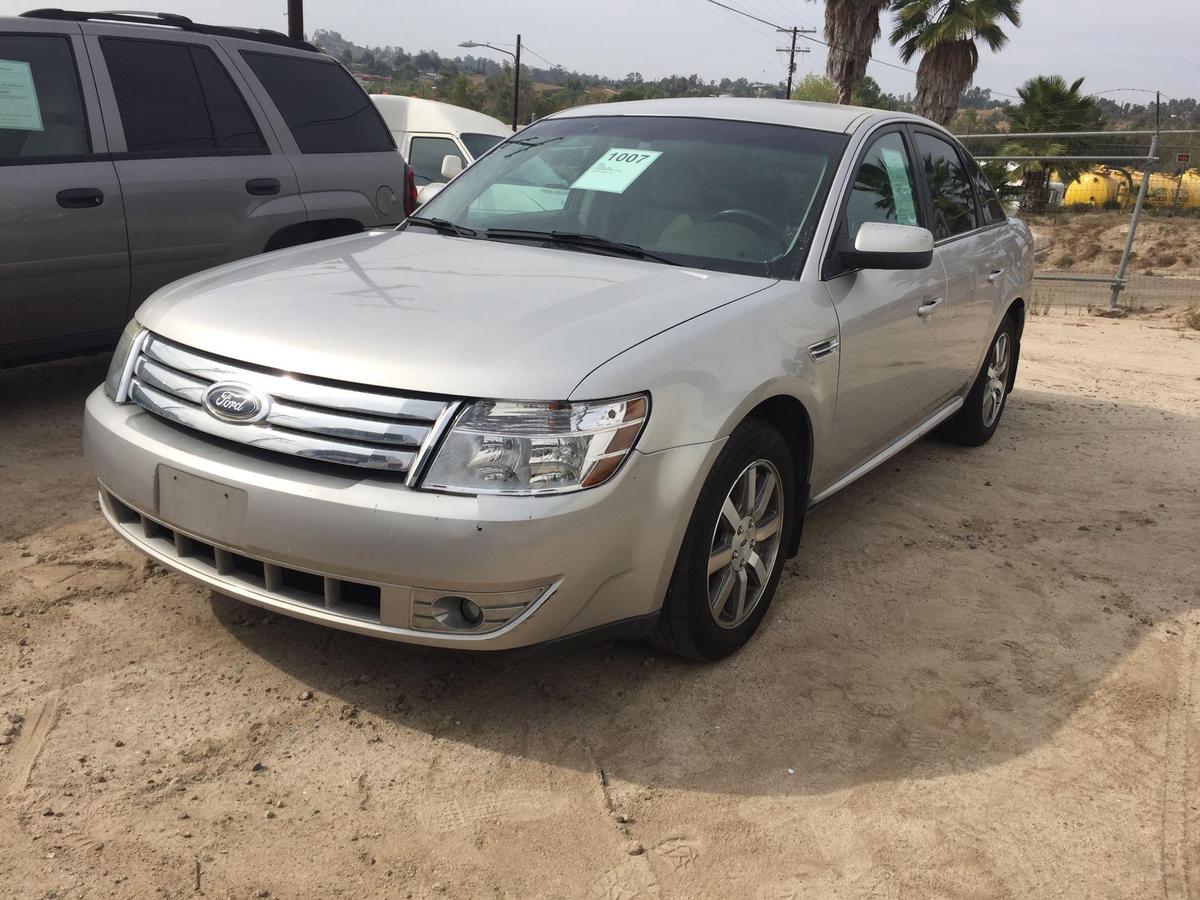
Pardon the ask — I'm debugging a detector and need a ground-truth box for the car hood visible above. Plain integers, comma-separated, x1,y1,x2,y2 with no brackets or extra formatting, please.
136,230,771,400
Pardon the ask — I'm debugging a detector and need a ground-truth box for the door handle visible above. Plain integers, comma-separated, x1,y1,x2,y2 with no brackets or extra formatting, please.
917,297,944,317
56,188,104,209
987,268,1005,283
245,178,281,196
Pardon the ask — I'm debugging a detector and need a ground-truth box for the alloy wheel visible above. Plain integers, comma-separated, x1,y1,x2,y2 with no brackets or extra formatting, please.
982,331,1010,428
707,459,785,630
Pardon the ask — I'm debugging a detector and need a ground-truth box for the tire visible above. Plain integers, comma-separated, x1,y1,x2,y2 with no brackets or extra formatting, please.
653,418,795,661
938,314,1017,447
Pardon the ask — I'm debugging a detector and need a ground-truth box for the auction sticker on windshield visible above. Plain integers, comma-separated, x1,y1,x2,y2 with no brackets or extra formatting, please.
571,148,663,194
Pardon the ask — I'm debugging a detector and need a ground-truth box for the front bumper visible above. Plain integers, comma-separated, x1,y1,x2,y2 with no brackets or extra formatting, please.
83,388,720,650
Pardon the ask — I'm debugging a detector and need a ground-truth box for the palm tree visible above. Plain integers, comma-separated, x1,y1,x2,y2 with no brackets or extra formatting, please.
812,0,892,105
1001,75,1104,213
890,0,1022,126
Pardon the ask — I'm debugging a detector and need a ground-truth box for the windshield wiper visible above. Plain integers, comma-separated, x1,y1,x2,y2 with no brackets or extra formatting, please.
405,216,477,238
483,228,681,266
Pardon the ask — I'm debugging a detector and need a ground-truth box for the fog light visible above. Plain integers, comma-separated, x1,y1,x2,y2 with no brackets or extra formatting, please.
460,598,483,626
431,595,485,631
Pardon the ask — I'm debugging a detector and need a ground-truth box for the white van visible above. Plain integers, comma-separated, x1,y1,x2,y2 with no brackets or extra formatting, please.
371,96,509,202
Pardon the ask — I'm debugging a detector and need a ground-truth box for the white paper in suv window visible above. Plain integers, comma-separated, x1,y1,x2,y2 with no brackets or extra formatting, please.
0,59,44,131
571,148,662,194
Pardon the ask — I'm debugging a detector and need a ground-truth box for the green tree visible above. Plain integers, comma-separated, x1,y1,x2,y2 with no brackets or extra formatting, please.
792,73,840,103
1000,75,1103,212
890,0,1022,126
810,0,893,105
850,75,901,109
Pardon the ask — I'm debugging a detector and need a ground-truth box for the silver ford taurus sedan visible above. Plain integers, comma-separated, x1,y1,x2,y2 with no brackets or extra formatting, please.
85,98,1033,660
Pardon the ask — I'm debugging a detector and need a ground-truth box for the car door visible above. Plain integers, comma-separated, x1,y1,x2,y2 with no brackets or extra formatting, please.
83,27,304,303
910,128,998,393
407,134,467,189
822,126,951,475
0,23,130,361
232,47,408,226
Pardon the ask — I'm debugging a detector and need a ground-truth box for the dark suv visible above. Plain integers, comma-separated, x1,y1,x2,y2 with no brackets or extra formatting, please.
1,9,416,364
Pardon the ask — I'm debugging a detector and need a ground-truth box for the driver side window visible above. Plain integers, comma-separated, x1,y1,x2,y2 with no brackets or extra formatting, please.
844,131,921,244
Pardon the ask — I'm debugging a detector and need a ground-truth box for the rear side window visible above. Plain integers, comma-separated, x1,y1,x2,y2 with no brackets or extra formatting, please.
241,51,394,153
408,136,464,184
0,34,90,161
914,132,979,239
964,153,1007,224
101,38,266,154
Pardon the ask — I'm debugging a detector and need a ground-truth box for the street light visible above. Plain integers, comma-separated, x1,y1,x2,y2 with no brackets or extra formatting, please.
458,35,522,131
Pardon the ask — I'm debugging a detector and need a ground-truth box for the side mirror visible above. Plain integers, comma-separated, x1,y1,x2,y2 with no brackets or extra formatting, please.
843,222,934,270
440,154,464,180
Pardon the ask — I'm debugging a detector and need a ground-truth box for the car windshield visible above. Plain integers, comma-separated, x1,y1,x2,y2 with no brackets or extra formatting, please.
417,115,847,278
461,131,505,158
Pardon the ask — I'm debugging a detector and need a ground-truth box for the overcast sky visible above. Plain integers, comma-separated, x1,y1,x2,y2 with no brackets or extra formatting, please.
3,0,1193,103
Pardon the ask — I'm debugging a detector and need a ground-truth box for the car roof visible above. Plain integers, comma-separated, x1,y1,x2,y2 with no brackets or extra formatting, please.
370,96,509,138
548,97,930,135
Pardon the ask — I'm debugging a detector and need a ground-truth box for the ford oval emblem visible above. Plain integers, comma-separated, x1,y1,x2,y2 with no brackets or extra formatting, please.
202,382,270,424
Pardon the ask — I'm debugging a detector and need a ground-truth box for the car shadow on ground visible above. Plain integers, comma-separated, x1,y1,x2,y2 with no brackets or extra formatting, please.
211,385,1200,800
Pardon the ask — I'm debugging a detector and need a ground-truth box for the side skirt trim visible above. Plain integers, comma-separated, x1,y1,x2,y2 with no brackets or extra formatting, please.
809,397,964,506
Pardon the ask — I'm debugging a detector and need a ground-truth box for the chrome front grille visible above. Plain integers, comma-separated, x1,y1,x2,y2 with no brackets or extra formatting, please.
125,333,456,476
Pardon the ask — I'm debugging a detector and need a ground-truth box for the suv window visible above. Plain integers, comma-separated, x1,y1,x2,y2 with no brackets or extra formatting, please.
0,34,90,161
241,52,393,154
915,132,979,239
843,131,921,242
409,136,463,184
101,38,266,154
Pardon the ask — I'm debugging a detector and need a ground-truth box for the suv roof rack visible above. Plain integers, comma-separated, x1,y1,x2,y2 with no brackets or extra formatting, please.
20,9,321,53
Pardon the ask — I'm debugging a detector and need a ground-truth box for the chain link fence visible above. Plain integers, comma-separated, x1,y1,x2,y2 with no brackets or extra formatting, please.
959,130,1200,313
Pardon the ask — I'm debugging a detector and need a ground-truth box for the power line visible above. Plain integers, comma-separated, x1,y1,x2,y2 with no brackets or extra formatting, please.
521,43,561,70
699,0,782,31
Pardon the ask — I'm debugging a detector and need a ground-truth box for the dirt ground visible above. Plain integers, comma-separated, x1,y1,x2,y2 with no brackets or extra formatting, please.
2,310,1199,899
1026,210,1200,277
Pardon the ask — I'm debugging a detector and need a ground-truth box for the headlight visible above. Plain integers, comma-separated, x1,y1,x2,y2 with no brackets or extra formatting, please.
422,394,649,495
103,320,144,402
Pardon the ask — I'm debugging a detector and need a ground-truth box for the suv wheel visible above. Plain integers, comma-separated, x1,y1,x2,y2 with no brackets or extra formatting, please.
654,419,794,660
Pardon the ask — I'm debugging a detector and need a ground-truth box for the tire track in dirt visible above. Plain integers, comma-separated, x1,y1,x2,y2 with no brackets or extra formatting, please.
4,693,61,796
1160,624,1198,900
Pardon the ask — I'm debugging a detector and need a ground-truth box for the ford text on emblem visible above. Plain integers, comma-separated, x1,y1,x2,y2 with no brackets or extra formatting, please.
202,382,270,424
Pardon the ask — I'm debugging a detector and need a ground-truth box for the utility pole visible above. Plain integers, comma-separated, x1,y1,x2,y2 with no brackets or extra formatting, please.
459,36,523,132
286,0,303,41
512,34,522,132
776,26,815,98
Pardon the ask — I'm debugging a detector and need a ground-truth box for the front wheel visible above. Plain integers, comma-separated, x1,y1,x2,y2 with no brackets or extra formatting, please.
653,419,794,660
939,315,1017,447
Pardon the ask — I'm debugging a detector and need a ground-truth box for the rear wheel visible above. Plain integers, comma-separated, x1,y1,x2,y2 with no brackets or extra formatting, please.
653,419,794,660
939,315,1017,447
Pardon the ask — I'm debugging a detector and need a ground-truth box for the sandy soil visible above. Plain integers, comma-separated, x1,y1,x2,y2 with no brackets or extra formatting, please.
1,311,1199,899
1026,211,1200,277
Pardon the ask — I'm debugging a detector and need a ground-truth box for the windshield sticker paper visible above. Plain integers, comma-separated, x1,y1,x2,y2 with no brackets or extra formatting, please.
0,60,44,131
879,147,918,226
571,149,663,194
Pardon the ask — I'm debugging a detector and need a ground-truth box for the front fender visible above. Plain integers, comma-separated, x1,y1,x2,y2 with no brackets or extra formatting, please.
569,280,840,483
